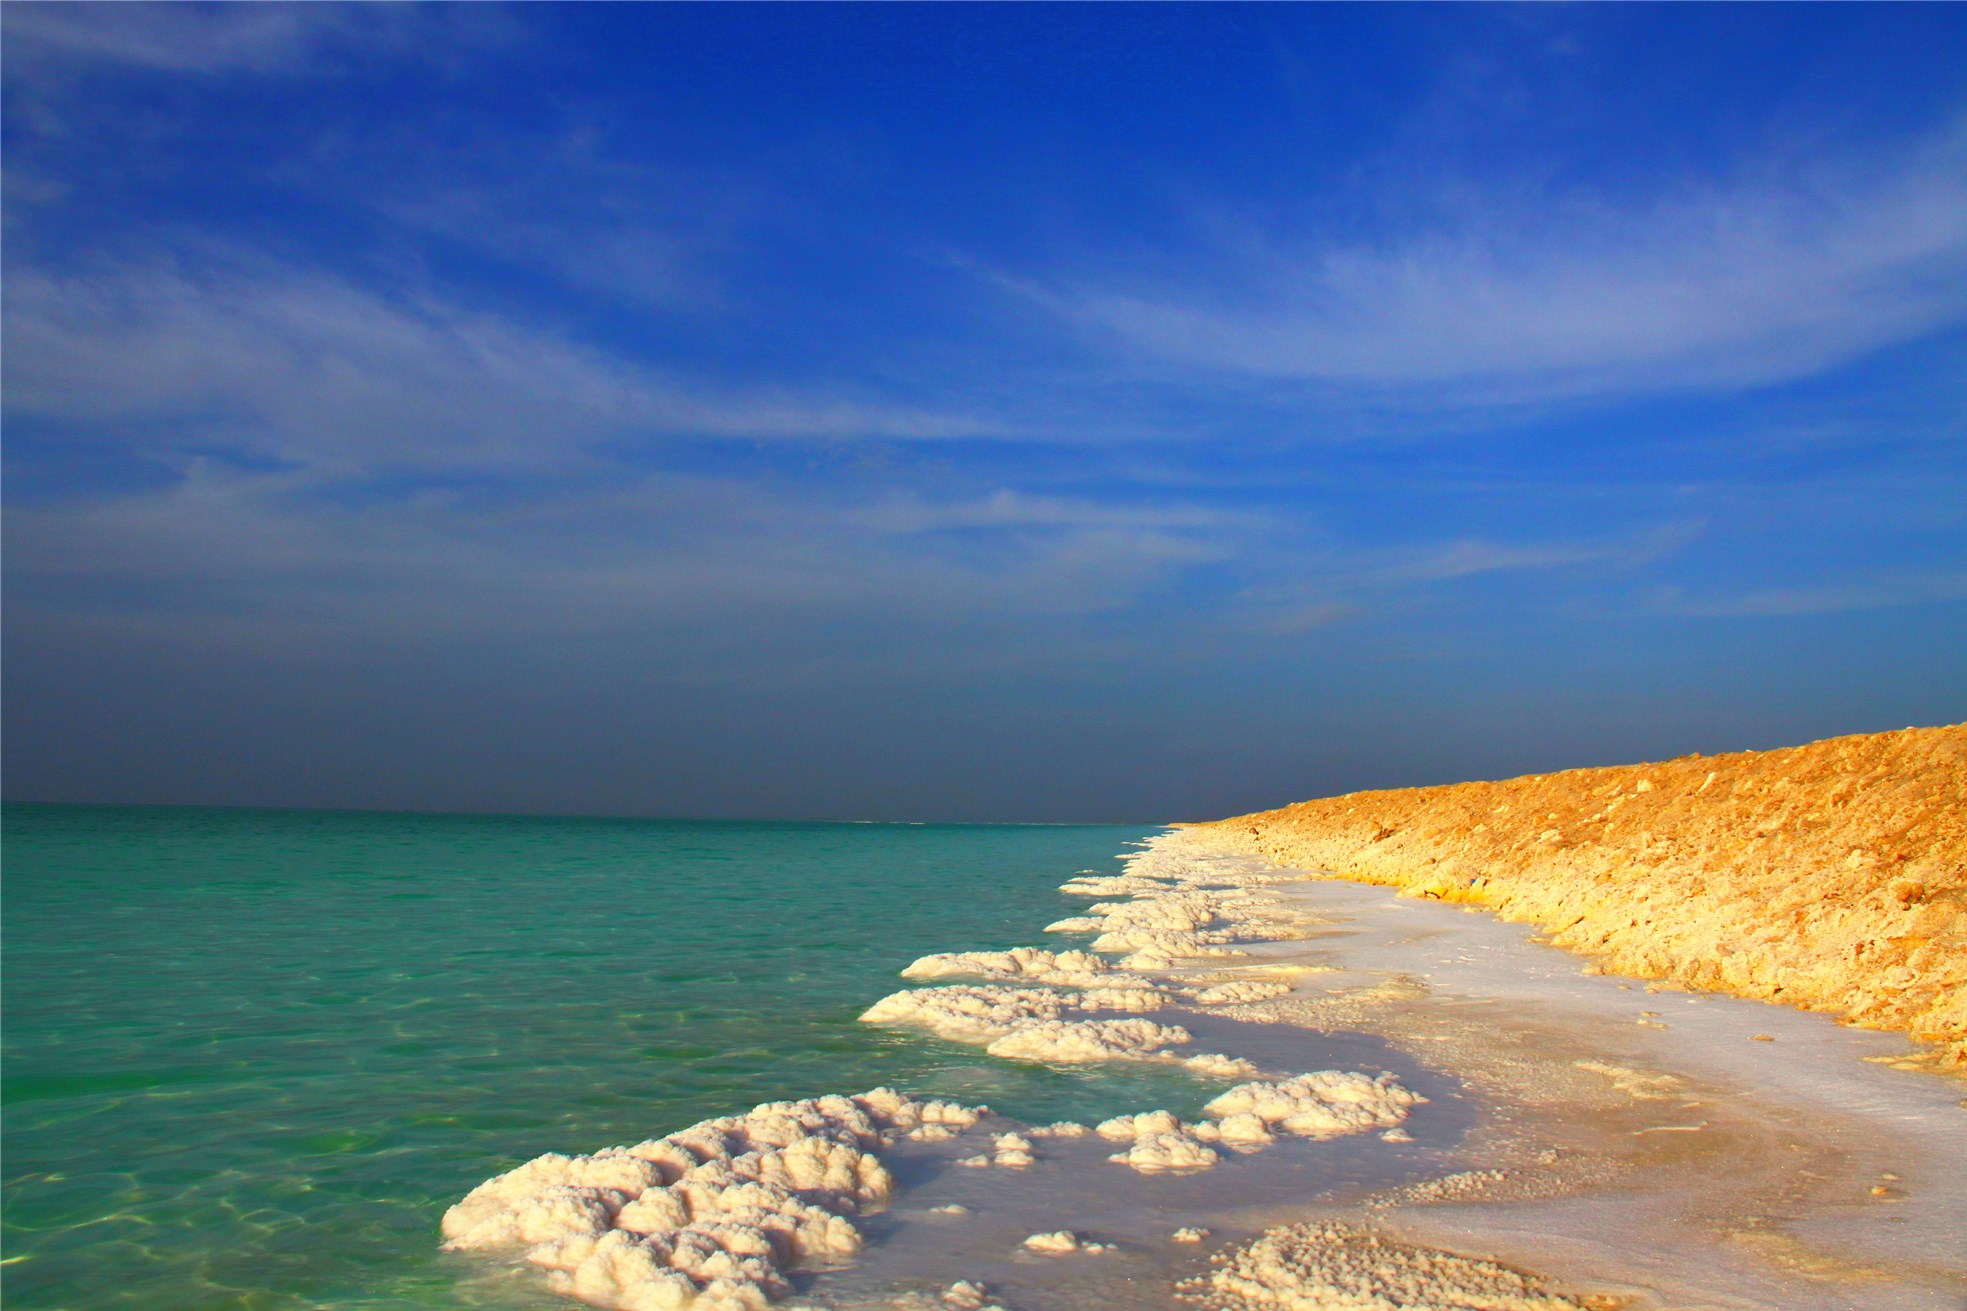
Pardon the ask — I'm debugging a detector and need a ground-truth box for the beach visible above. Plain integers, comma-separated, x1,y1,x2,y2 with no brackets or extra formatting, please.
444,729,1967,1311
8,750,1962,1311
1193,724,1967,1068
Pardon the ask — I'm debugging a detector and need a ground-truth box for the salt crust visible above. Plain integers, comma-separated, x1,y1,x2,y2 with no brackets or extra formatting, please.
940,1279,1008,1311
1182,1220,1588,1310
1571,1059,1687,1101
441,1088,980,1311
448,834,1426,1310
1022,1230,1115,1256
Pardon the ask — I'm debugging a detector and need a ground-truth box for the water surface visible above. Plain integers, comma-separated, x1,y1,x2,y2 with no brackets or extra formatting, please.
3,806,1196,1310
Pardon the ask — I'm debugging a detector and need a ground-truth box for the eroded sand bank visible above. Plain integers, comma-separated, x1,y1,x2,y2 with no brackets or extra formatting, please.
1192,724,1967,1067
443,824,1966,1311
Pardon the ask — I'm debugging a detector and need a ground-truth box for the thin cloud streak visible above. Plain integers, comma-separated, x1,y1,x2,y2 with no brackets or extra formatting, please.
1035,127,1967,406
2,255,1014,471
1652,569,1967,619
0,3,504,78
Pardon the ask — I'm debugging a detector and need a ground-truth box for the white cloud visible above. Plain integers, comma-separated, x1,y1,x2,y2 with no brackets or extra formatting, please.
1036,127,1967,405
1,255,1010,471
1651,568,1967,619
0,465,1245,685
0,3,499,77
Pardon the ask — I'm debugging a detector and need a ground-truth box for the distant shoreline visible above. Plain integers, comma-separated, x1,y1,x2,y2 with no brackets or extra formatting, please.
1186,723,1967,1069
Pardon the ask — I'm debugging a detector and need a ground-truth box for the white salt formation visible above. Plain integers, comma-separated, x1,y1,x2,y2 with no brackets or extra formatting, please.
1193,979,1293,1005
1022,1230,1115,1256
900,946,1140,989
1184,1221,1589,1310
860,982,1172,1042
442,1088,981,1311
1083,1070,1424,1174
860,983,1255,1075
940,1280,1009,1311
1204,1071,1425,1138
448,832,1432,1311
984,1016,1195,1064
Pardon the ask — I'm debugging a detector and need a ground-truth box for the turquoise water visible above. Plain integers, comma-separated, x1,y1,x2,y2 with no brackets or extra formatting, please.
1,806,1202,1311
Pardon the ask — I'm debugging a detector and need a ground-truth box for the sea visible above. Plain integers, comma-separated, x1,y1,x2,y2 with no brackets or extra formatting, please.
1,805,1216,1311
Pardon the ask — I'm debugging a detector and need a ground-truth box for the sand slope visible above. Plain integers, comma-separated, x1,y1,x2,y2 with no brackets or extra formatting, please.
1193,724,1967,1067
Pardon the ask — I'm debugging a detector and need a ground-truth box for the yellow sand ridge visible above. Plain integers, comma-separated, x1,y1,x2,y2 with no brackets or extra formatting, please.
1194,724,1967,1068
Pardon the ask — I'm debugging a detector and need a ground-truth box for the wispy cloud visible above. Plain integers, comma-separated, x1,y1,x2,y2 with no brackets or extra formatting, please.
1651,568,1967,618
1032,126,1967,406
0,464,1247,683
0,3,504,78
2,254,1010,472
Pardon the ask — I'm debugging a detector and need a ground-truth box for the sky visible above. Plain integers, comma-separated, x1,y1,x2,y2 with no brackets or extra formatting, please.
4,3,1965,822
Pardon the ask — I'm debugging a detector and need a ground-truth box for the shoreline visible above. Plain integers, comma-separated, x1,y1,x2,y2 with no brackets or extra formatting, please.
1188,723,1967,1069
441,824,1967,1310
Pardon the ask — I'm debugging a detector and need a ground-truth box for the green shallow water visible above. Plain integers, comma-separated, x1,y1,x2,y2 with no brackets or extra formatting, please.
1,806,1205,1310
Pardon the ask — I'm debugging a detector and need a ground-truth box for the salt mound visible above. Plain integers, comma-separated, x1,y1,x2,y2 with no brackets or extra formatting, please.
899,946,1133,988
1204,1071,1426,1138
1183,1220,1590,1310
443,1088,981,1311
1191,980,1293,1005
1022,1230,1115,1256
985,1017,1193,1064
1080,1070,1426,1174
858,983,1172,1045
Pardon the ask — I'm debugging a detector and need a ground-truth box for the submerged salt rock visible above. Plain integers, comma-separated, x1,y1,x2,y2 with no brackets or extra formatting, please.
1181,1051,1259,1078
1026,1121,1089,1138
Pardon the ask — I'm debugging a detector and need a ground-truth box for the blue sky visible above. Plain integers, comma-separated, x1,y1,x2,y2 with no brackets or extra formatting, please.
5,3,1965,821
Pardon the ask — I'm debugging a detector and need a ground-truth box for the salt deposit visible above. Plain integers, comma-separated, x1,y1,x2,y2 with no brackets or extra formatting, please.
857,983,1170,1045
1192,980,1293,1005
1021,1230,1114,1256
860,982,1260,1075
1185,1221,1590,1311
442,1088,980,1311
983,1016,1194,1064
898,946,1138,989
1204,1071,1427,1138
939,1279,1007,1311
446,832,1429,1310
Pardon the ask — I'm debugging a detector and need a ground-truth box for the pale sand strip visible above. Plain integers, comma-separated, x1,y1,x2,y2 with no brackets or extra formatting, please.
1187,723,1966,1067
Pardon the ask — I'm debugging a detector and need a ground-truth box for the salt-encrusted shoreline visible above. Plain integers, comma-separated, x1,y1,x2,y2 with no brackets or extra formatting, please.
442,810,1966,1311
439,833,1534,1311
1190,724,1967,1068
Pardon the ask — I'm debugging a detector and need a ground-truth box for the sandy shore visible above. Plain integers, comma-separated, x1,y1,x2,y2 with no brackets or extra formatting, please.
1188,724,1967,1069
